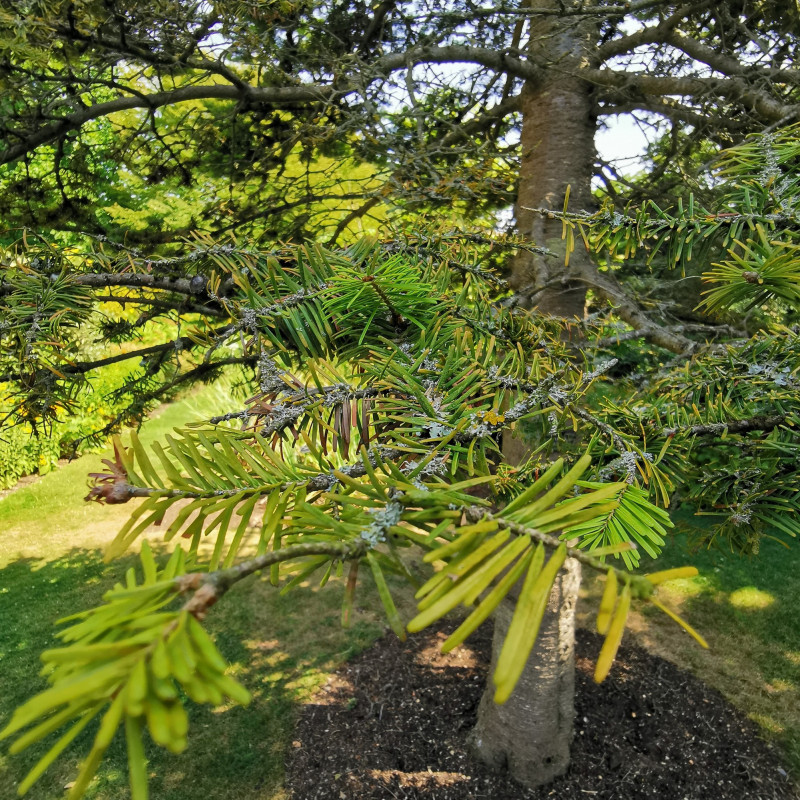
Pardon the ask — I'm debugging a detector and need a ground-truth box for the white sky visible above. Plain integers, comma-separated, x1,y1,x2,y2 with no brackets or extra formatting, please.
595,115,652,176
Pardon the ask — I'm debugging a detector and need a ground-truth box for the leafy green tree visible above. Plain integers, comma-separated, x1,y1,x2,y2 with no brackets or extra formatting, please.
3,2,799,457
0,233,690,797
3,125,800,795
2,2,798,284
3,0,800,792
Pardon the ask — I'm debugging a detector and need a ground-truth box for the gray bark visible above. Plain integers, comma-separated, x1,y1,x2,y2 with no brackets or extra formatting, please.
488,10,594,761
511,7,597,319
469,556,582,785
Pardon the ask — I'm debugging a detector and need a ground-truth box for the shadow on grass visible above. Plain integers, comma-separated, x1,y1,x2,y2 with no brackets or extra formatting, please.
0,548,385,800
629,518,800,776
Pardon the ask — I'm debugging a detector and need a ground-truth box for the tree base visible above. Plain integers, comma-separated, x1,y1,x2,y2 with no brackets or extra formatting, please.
287,619,797,800
468,557,581,787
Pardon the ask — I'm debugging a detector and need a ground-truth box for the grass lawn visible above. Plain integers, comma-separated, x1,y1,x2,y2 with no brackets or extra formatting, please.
580,513,800,777
2,395,799,796
0,387,389,800
0,383,240,564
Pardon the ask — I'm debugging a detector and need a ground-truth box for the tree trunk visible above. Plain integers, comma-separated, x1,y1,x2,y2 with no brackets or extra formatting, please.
511,6,597,318
469,556,582,785
469,7,597,789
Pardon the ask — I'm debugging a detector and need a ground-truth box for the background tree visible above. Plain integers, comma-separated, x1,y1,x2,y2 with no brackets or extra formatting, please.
3,1,799,306
3,0,799,423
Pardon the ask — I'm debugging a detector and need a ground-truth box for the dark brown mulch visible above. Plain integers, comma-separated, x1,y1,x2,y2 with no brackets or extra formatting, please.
285,623,798,800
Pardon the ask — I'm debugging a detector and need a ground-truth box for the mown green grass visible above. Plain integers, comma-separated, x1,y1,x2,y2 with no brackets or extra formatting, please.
3,393,800,795
0,387,389,799
0,383,236,559
582,510,800,777
0,547,385,800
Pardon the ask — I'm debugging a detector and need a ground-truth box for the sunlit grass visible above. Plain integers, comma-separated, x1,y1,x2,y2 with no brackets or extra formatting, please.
728,586,775,609
3,396,799,794
580,508,800,777
0,386,391,799
0,382,245,567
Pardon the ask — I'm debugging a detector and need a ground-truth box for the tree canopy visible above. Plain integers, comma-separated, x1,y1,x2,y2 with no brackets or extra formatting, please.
2,1,800,796
2,0,799,241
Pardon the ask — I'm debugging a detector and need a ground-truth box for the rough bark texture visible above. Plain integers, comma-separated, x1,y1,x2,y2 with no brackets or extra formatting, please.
469,556,582,786
511,7,597,318
469,8,596,788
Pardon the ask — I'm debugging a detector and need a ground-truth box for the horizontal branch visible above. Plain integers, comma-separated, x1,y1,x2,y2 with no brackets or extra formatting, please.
582,66,800,123
595,2,711,60
0,271,216,299
174,499,655,618
435,0,677,22
559,260,698,355
94,293,226,317
597,97,750,133
326,196,383,247
438,94,522,147
72,355,256,455
1,83,336,166
585,320,745,350
465,506,655,597
176,540,367,616
375,44,539,83
664,30,800,88
60,323,235,377
86,445,410,504
660,413,788,438
211,191,381,236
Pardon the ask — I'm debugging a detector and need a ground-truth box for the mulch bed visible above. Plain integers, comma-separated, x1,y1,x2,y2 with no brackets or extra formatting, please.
286,623,798,800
